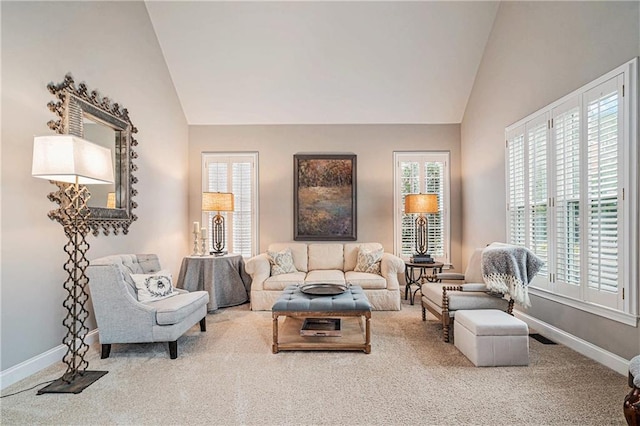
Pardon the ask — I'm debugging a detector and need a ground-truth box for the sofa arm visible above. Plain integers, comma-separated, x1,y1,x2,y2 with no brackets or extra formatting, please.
380,253,404,291
245,253,271,291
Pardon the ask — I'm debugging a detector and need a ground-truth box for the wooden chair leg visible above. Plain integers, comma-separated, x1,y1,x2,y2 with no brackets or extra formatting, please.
200,317,206,332
443,317,451,343
169,341,178,359
422,306,426,321
101,344,111,359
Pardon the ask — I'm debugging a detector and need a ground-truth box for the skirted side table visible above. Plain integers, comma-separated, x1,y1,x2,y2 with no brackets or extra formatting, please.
177,254,251,312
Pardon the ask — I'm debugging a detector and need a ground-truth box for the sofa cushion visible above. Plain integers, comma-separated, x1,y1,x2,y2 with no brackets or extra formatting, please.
264,272,307,290
308,244,344,271
305,270,345,285
421,283,509,311
354,246,383,274
131,270,178,303
268,243,308,272
267,248,298,276
345,271,387,289
344,243,383,271
147,291,208,325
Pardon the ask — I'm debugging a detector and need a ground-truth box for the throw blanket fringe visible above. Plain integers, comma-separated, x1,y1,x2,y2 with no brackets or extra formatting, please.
481,243,544,308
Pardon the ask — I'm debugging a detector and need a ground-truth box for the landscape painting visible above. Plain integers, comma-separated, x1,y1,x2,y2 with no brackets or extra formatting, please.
294,154,357,240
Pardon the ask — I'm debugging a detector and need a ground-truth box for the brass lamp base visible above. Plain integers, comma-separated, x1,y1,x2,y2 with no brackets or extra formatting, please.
37,370,108,395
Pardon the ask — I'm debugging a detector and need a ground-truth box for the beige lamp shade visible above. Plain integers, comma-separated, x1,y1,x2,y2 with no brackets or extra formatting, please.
202,192,234,212
32,135,114,184
404,193,438,214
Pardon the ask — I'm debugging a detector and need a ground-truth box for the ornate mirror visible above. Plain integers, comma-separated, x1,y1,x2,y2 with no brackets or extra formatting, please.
47,74,138,235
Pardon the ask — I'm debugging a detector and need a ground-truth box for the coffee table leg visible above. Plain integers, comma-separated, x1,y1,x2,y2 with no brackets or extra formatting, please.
272,314,279,354
364,313,371,354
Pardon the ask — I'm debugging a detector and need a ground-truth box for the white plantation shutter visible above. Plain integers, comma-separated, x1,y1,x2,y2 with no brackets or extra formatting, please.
527,115,549,276
552,98,581,296
505,59,636,320
584,77,623,308
203,153,258,258
507,127,526,247
394,152,450,264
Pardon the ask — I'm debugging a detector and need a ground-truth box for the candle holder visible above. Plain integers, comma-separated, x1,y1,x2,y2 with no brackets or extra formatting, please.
200,235,208,257
192,231,200,256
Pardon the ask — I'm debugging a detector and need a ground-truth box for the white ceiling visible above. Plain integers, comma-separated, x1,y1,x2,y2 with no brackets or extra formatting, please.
146,1,499,125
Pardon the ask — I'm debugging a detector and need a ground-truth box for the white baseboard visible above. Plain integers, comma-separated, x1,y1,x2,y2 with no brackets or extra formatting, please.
514,310,630,376
0,329,99,391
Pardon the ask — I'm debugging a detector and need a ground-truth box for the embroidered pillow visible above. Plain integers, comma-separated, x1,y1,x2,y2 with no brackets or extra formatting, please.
354,247,383,275
131,270,178,303
267,248,298,276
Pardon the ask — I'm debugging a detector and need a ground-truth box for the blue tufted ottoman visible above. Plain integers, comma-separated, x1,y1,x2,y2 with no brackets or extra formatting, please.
271,284,372,354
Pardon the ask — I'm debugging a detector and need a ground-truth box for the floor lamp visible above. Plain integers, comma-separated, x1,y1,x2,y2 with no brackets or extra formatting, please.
202,192,234,255
32,135,114,394
404,193,439,263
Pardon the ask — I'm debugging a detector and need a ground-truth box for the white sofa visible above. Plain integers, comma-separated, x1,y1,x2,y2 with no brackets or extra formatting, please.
245,242,404,311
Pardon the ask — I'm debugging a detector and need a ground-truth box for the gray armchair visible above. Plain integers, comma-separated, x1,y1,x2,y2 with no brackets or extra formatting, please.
421,248,513,342
87,254,209,359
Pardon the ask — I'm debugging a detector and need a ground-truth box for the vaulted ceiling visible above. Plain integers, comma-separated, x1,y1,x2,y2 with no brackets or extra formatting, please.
146,1,499,125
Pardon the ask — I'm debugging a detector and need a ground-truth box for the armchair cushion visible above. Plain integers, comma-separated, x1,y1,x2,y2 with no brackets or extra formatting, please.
149,291,209,325
422,283,508,311
132,270,178,302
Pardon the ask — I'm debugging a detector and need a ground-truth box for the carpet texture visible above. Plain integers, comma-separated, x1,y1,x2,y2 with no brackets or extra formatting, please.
0,299,627,425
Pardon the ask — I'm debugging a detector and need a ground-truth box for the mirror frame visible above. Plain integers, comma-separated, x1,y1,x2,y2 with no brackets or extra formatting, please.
47,73,138,235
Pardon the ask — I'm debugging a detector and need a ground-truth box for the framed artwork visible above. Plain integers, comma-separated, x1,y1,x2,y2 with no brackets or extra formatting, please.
294,154,357,241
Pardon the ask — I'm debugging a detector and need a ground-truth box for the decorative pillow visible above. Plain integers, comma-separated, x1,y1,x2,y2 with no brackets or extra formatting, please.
131,270,178,303
267,248,298,276
354,247,383,275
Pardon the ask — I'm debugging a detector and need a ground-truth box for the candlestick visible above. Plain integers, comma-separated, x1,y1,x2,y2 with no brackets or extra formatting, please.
192,231,199,256
200,228,208,256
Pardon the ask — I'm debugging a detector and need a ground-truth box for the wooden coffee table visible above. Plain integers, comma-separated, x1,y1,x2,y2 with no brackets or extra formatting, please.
271,285,372,354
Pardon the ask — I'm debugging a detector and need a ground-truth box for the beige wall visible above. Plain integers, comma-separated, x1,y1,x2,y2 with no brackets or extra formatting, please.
1,2,189,371
189,124,463,268
461,1,640,359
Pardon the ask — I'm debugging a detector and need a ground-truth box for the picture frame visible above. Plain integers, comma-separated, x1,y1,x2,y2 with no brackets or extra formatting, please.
294,154,357,241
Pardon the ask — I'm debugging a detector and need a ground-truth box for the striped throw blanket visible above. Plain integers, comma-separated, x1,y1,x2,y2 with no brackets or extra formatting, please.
481,243,544,308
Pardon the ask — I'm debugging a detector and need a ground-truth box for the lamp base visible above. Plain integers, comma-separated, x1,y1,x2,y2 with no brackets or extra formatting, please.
411,254,435,264
37,370,107,395
210,250,228,256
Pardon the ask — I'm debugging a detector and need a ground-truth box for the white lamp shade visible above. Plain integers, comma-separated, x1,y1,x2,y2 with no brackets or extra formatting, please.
404,193,439,214
202,192,234,212
32,135,114,185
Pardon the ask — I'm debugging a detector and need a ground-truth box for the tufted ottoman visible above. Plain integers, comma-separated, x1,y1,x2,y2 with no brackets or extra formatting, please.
271,284,372,354
454,309,529,367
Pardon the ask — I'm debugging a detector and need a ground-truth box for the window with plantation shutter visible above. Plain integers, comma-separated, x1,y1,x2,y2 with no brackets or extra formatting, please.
394,152,450,265
505,58,637,323
202,153,258,258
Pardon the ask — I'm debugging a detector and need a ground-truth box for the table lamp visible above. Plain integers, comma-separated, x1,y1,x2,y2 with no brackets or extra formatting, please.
202,192,234,255
404,193,439,263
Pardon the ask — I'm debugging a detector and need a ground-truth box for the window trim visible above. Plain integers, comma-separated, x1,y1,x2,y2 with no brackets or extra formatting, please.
393,151,451,265
505,57,638,325
201,152,259,258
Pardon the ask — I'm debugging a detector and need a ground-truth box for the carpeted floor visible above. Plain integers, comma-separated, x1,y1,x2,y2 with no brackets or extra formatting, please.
0,298,628,425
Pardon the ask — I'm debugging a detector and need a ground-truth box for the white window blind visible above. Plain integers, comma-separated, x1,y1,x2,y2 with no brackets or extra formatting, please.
585,77,622,306
202,153,258,258
394,152,450,264
505,58,637,322
553,99,581,294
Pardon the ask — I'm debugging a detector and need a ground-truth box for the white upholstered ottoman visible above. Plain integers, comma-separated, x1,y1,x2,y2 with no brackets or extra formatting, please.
454,309,529,367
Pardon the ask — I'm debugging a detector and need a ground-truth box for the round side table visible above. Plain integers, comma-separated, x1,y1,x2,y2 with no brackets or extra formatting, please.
404,261,443,305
